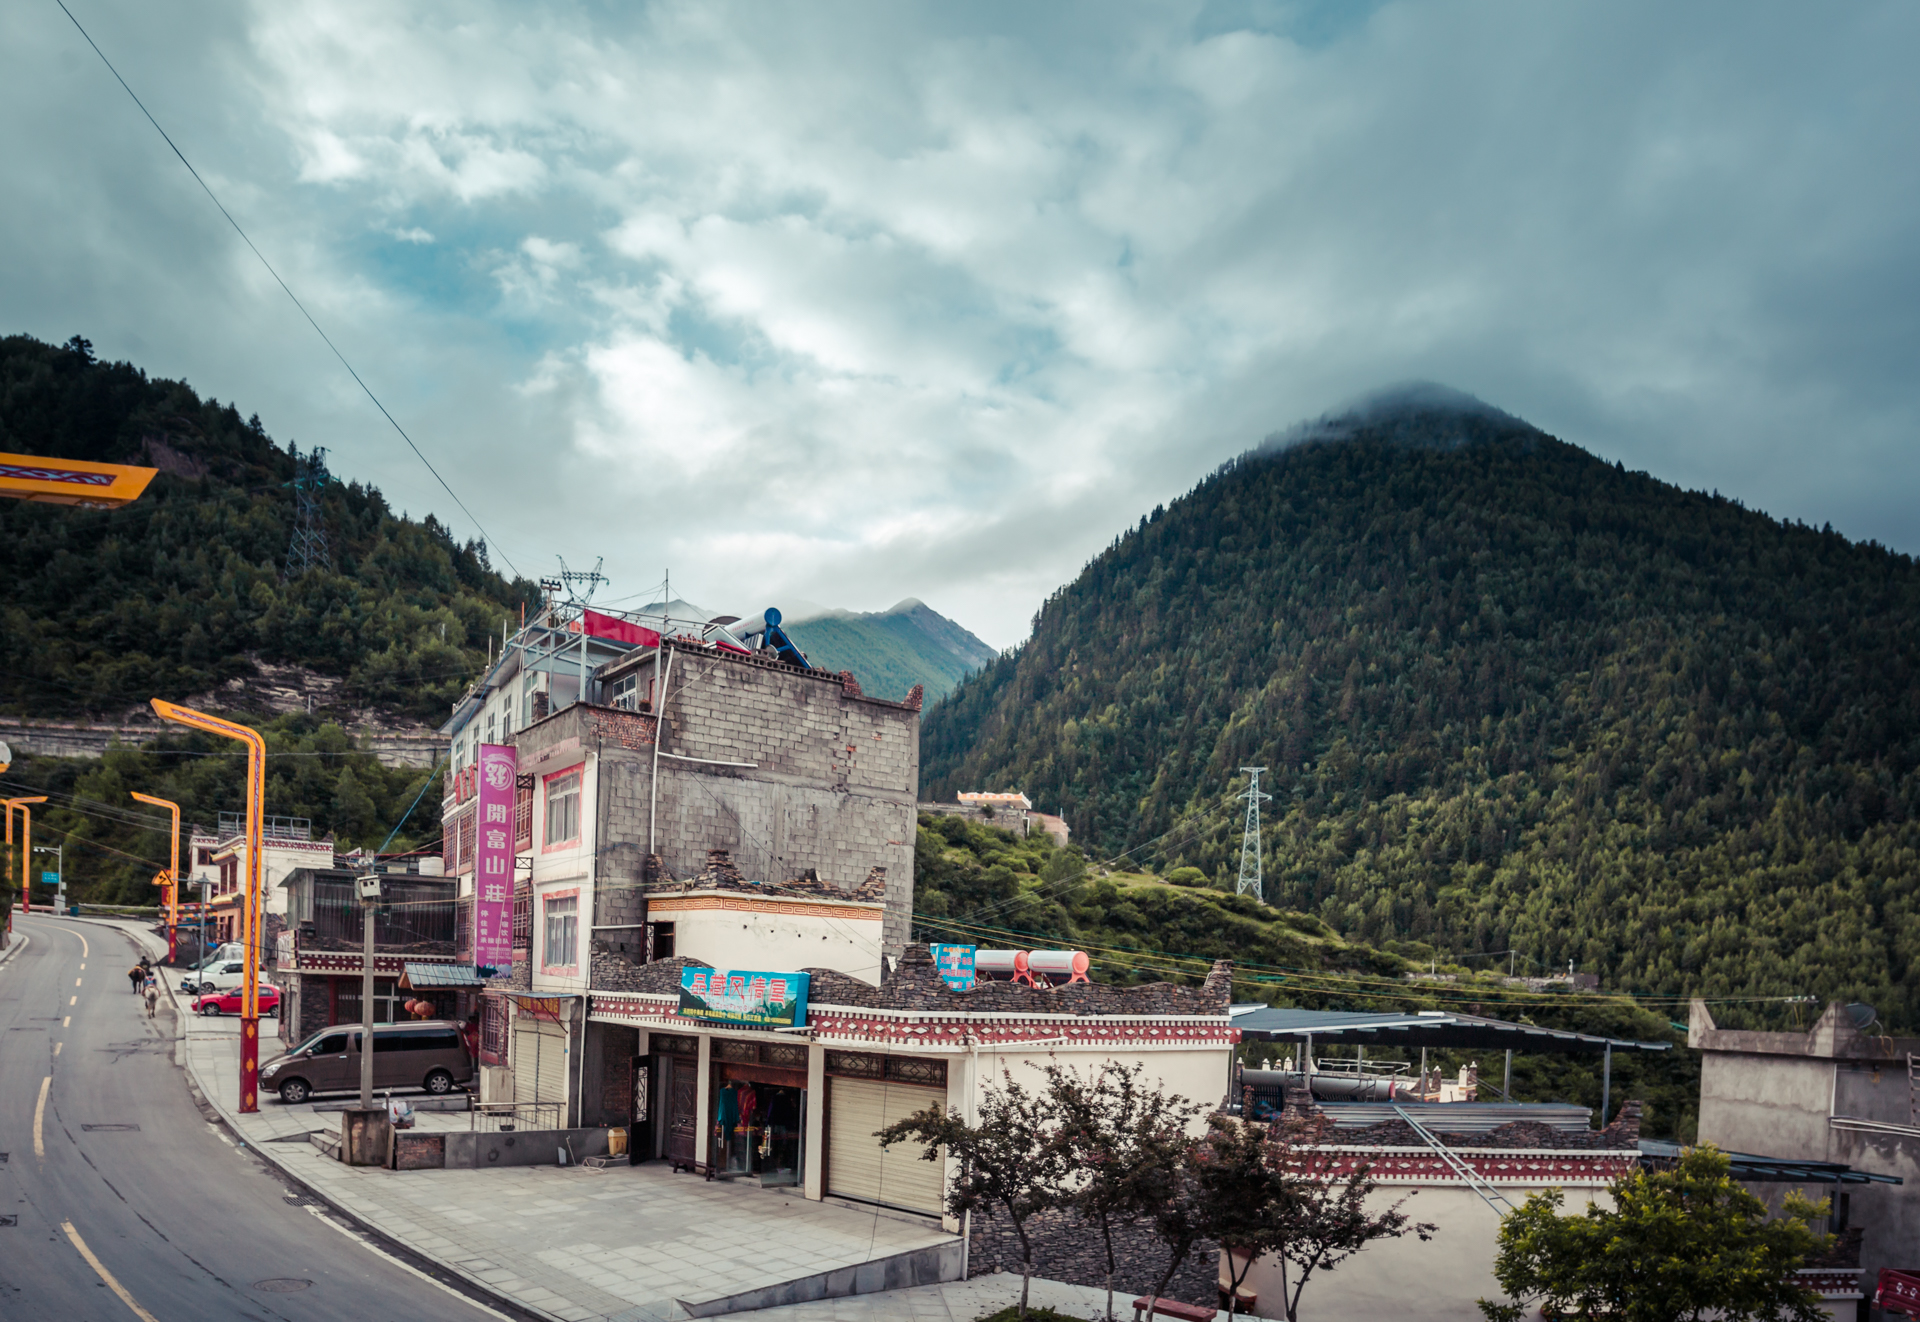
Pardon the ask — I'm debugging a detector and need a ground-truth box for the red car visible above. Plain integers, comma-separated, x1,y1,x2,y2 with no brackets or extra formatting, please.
193,985,281,1016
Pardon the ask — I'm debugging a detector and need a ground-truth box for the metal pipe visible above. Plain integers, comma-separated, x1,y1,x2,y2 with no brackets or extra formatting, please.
647,645,676,857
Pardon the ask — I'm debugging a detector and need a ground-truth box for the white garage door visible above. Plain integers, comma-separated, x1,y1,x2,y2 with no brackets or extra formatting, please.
512,1016,569,1115
827,1078,946,1216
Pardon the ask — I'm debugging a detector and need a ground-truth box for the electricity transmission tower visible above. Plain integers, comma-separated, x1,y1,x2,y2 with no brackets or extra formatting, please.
556,556,609,607
285,445,331,578
1236,766,1271,902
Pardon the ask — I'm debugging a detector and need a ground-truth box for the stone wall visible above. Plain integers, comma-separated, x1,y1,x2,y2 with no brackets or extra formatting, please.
516,643,920,955
967,1205,1218,1309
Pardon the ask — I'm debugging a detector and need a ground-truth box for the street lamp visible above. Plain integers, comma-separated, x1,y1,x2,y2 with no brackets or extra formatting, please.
149,699,266,1115
131,792,182,964
33,844,63,913
4,797,48,913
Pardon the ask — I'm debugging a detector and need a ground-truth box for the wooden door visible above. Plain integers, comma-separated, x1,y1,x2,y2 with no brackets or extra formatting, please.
665,1059,697,1164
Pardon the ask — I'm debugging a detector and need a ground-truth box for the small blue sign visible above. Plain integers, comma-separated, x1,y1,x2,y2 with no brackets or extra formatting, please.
931,944,977,991
41,871,58,887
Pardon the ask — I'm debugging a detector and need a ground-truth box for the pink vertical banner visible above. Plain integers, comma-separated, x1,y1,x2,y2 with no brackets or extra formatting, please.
474,743,518,975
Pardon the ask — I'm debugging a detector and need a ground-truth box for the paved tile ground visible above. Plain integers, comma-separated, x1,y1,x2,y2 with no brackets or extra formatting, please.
156,947,961,1321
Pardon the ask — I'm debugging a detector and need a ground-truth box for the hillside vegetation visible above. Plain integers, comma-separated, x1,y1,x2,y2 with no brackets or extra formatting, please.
912,811,1698,1138
1,716,443,905
0,333,534,723
922,388,1920,1027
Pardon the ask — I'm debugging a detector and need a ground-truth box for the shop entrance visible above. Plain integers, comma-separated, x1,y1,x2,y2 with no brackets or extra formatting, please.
714,1063,807,1188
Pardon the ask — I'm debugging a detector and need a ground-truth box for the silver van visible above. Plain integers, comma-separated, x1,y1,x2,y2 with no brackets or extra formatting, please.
261,1021,472,1104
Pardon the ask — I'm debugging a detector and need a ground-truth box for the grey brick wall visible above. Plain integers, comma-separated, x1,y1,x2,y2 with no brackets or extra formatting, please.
517,646,919,955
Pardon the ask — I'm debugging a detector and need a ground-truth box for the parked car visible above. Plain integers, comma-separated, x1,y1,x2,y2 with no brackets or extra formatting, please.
179,947,245,993
192,985,281,1016
261,1021,473,1105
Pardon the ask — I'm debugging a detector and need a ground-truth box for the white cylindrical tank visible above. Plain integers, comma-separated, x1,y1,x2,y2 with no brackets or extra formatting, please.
975,950,1028,979
1026,950,1090,984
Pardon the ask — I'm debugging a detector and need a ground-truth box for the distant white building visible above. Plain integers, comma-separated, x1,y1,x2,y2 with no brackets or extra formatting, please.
190,814,336,945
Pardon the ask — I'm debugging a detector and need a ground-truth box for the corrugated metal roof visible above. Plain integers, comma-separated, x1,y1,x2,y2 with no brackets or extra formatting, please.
1232,1007,1671,1054
401,962,486,988
1314,1101,1596,1133
1638,1140,1903,1184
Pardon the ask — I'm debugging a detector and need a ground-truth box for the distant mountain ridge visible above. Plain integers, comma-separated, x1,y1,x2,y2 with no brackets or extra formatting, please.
782,599,996,703
922,386,1920,1025
629,595,995,705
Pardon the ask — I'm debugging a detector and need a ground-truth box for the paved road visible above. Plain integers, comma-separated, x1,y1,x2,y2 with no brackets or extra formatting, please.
0,915,521,1322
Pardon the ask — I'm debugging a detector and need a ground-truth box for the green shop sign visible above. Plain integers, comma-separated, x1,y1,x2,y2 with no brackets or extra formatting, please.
678,967,810,1029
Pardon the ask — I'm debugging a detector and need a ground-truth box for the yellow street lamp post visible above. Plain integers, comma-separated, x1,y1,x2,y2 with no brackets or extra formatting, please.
131,792,182,965
149,700,266,1114
5,797,49,913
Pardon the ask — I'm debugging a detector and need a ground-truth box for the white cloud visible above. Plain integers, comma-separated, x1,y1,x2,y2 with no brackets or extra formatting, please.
5,0,1918,650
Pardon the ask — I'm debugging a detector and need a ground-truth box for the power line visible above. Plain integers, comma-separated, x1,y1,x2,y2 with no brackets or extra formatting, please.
52,0,522,580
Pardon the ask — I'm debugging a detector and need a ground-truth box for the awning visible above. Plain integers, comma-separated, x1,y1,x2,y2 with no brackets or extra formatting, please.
1232,1007,1671,1055
400,962,487,989
1638,1140,1903,1185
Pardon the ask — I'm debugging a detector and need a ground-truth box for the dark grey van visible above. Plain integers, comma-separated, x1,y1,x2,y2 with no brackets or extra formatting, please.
261,1021,472,1104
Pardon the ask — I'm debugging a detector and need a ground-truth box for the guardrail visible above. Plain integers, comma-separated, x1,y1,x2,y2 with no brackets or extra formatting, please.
468,1100,562,1134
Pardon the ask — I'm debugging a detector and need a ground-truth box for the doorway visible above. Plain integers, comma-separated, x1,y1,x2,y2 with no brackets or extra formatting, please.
714,1067,807,1188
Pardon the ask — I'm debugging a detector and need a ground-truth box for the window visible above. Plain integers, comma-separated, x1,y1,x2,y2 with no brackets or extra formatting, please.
648,921,675,960
543,892,579,971
312,1032,349,1055
544,768,581,847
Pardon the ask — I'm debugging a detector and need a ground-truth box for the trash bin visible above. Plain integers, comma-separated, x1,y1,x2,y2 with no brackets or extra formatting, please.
68,905,79,917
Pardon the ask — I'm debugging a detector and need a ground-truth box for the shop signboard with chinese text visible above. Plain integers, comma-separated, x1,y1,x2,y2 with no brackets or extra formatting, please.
473,743,517,974
931,944,977,991
677,968,810,1029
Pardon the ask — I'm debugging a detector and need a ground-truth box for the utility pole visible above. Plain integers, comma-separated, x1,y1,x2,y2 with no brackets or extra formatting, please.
358,870,382,1109
1235,767,1271,903
35,843,63,913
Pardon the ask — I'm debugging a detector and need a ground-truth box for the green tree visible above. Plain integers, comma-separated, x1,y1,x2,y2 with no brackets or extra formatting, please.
1478,1145,1829,1322
1045,1062,1205,1322
879,1071,1069,1319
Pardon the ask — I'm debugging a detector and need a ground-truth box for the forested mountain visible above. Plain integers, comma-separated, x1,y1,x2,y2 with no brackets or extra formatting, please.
782,598,997,701
922,386,1920,1026
0,333,535,724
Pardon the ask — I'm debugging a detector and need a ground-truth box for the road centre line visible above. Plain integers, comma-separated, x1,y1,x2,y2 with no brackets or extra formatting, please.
55,1042,63,1056
75,978,82,986
34,1076,50,1158
63,1015,71,1027
69,996,76,1005
62,1220,162,1322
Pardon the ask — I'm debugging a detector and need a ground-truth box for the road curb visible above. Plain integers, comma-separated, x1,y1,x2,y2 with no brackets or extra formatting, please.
0,930,29,967
178,1040,558,1322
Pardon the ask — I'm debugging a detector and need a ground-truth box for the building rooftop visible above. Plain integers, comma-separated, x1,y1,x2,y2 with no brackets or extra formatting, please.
1231,1005,1673,1055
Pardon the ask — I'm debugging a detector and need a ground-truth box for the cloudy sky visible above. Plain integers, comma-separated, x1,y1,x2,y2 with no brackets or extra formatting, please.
5,1,1917,647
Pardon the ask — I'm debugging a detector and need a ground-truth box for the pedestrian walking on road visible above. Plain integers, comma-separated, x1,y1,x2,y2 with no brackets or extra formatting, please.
127,964,145,994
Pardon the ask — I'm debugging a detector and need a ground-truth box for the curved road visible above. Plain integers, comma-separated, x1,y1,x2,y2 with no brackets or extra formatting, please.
0,914,522,1321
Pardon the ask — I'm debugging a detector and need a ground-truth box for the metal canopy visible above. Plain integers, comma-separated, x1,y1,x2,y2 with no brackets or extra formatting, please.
1230,1006,1672,1055
1638,1140,1902,1185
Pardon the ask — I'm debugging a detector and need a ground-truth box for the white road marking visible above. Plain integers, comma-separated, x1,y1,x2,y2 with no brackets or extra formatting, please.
303,1205,513,1318
34,1075,50,1158
63,1220,162,1322
75,978,82,986
63,1015,71,1027
54,1042,63,1056
69,995,76,1005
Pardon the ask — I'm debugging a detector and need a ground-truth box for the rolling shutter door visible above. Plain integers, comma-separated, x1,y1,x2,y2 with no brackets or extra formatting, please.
827,1078,945,1216
512,1017,569,1112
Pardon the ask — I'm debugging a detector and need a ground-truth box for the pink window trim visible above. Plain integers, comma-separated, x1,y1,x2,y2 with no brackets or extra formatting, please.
540,885,582,974
540,762,585,854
